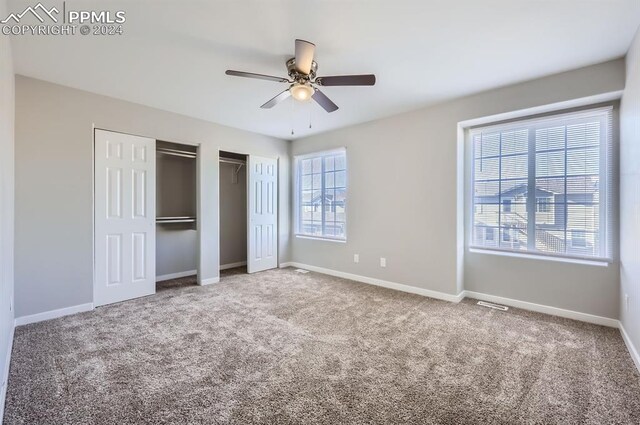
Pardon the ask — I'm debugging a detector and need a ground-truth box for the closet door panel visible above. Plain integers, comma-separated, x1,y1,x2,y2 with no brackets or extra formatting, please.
248,155,278,273
95,129,156,306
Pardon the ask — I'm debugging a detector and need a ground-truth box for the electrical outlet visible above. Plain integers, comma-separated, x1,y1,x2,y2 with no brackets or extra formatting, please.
353,254,359,263
625,294,630,312
380,257,386,268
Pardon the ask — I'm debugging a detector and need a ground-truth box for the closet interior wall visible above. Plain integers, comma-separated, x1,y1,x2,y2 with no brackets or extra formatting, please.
219,151,247,269
156,141,197,280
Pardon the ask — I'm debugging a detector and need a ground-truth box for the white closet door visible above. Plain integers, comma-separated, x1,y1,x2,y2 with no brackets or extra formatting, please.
247,155,278,273
94,129,156,306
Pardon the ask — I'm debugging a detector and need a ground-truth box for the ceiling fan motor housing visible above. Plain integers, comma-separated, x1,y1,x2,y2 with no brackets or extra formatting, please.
286,58,318,81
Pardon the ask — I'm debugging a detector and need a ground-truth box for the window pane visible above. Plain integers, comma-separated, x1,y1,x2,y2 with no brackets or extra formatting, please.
325,171,335,188
324,156,335,171
301,159,312,175
310,174,320,190
474,180,500,200
312,157,322,173
567,147,599,175
501,154,528,180
474,157,499,181
302,175,312,190
501,129,528,155
474,204,500,227
567,122,599,148
536,126,565,151
475,132,500,158
536,150,565,177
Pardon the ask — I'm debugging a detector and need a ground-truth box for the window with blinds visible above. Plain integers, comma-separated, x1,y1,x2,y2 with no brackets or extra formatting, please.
295,149,347,240
471,107,612,260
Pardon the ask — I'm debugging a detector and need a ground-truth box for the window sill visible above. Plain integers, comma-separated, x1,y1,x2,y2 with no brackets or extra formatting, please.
468,247,611,267
295,234,347,243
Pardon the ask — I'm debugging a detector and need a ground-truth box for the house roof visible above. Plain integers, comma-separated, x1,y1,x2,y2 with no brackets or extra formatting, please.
500,184,554,199
478,177,599,200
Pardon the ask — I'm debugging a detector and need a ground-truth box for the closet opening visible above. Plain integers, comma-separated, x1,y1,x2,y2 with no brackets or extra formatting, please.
156,140,198,290
219,150,248,277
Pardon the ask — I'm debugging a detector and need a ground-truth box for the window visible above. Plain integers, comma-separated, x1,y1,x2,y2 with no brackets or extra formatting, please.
295,149,347,240
471,107,613,260
536,198,551,213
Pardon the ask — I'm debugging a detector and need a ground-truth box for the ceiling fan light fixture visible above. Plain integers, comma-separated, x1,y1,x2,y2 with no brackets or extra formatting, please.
290,83,314,102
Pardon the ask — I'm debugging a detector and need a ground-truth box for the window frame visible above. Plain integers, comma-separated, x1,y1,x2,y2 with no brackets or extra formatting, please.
294,148,347,242
469,106,613,262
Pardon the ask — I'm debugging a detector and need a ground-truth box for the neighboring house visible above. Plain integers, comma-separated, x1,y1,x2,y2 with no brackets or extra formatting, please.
474,179,599,255
301,191,346,236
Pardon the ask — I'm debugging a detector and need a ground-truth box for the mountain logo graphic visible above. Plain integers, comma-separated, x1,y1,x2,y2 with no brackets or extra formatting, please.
1,3,59,24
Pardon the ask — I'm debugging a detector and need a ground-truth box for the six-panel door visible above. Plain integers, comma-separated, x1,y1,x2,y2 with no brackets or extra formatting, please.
248,155,278,273
94,129,156,306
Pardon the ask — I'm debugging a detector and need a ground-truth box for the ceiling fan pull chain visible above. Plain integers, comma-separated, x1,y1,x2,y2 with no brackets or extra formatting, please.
309,102,313,129
291,96,295,136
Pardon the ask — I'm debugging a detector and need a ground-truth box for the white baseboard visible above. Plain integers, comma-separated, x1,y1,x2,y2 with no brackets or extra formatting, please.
156,270,197,282
14,303,94,327
462,290,619,328
220,261,246,271
283,262,619,328
619,323,640,374
284,262,464,303
1,320,15,424
200,277,220,286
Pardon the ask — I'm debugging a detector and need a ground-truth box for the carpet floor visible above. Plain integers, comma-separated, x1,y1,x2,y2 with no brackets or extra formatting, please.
4,267,640,424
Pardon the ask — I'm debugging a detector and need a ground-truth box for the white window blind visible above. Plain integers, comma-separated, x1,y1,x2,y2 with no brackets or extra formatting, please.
295,149,347,240
471,107,613,261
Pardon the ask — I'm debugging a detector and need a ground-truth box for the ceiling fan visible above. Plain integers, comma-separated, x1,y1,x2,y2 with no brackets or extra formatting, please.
225,39,376,113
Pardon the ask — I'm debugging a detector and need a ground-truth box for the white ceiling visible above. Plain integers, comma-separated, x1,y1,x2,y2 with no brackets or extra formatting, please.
8,0,640,140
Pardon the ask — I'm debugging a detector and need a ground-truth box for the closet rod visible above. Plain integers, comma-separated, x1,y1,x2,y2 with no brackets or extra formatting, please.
219,158,246,166
157,148,197,159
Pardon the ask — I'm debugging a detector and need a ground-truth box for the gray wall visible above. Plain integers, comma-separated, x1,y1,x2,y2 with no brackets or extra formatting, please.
156,228,197,277
0,0,15,408
156,151,197,278
219,162,247,266
14,76,290,317
620,28,640,353
291,59,625,319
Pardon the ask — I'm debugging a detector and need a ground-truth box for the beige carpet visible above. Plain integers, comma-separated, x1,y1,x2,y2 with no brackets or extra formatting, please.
4,267,640,424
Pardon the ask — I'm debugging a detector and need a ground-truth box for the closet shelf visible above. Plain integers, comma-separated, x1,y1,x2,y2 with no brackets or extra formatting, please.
156,216,196,224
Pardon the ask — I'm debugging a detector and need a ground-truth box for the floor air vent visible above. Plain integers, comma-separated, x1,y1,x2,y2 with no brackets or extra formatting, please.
477,301,509,311
295,269,309,274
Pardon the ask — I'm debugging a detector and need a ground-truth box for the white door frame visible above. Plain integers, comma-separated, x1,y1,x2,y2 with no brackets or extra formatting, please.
218,150,280,274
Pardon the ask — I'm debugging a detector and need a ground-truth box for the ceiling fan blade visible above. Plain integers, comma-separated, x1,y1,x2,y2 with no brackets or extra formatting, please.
260,89,291,109
294,39,316,75
312,89,339,113
225,70,289,83
316,74,376,86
